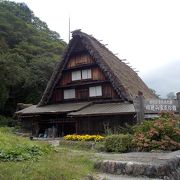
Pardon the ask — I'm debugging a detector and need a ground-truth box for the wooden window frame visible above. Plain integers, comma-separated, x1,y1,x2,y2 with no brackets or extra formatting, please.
89,86,102,97
71,70,81,81
71,69,92,81
63,89,75,99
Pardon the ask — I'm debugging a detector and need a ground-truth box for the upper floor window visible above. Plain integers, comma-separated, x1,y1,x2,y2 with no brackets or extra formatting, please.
82,69,91,79
72,71,81,81
63,89,75,99
72,69,91,81
89,86,102,97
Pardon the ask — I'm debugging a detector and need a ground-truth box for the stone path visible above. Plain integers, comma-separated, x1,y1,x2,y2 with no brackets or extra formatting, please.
94,150,180,180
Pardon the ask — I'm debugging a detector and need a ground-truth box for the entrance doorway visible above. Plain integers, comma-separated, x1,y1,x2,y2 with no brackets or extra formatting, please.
63,122,76,135
56,122,76,136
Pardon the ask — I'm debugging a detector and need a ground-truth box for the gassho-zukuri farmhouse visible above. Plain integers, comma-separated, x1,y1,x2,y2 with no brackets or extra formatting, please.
16,30,157,137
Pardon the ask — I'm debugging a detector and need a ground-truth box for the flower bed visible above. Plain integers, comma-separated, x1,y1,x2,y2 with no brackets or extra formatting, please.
64,134,104,142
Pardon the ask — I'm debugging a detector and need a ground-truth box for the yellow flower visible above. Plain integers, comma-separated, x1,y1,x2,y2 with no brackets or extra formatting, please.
64,134,104,141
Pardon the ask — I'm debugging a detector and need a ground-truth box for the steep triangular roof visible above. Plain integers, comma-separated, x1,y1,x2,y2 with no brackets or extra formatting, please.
38,30,156,106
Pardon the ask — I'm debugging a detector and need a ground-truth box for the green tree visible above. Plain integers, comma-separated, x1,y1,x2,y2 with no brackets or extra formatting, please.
0,0,66,115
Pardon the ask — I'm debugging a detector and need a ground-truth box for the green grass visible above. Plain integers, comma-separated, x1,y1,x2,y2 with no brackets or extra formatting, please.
0,148,94,180
0,127,51,161
0,128,95,179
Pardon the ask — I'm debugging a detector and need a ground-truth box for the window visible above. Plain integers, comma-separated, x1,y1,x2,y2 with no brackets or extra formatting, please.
89,86,102,97
72,71,81,81
82,69,91,79
63,89,75,99
71,69,92,81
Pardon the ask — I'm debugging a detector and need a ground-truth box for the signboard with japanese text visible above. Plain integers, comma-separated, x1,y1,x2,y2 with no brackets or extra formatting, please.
144,99,178,113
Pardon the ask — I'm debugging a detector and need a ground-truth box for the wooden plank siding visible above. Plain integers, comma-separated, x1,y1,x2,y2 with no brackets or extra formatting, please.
92,67,106,81
50,53,120,103
75,114,136,134
66,54,93,68
103,84,119,99
51,89,63,102
51,83,118,103
58,66,106,86
59,73,71,86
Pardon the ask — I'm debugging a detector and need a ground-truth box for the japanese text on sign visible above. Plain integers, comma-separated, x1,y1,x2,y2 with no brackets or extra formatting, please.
144,99,177,112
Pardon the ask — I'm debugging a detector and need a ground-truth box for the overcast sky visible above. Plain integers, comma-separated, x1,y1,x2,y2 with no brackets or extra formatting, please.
13,0,180,97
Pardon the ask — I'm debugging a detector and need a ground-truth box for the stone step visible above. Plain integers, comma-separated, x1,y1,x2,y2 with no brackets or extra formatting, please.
97,173,162,180
94,158,180,179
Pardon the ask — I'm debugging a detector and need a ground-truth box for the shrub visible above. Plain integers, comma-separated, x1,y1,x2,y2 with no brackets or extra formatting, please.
104,123,134,135
104,134,132,152
0,126,14,133
0,129,52,161
0,115,16,127
64,134,104,142
132,112,180,151
94,142,106,152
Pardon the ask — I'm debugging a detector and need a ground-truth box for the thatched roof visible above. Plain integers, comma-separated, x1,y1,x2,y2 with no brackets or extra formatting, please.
38,30,156,106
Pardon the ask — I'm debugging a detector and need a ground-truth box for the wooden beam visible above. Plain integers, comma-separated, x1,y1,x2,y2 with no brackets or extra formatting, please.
134,91,145,123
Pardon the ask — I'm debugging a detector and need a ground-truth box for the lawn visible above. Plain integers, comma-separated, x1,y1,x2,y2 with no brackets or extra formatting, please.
0,128,95,180
0,147,95,180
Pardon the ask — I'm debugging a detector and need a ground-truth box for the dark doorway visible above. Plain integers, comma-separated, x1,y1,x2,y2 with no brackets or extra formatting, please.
63,122,76,135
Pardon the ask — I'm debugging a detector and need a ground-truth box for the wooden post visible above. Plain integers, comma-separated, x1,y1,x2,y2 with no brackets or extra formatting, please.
176,92,180,116
137,91,145,123
62,120,64,137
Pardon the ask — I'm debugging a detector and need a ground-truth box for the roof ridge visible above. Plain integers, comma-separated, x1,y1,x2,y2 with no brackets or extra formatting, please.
72,30,136,74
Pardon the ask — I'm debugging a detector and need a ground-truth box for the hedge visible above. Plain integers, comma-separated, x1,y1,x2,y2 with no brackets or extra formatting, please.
104,134,132,152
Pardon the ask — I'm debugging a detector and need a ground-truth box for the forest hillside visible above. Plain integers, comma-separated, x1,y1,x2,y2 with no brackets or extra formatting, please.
0,1,66,115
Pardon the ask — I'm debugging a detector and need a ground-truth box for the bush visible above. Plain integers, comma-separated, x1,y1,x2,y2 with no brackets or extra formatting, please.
0,126,14,133
104,134,132,152
94,142,106,152
0,129,52,161
0,115,16,127
132,112,180,151
104,123,134,135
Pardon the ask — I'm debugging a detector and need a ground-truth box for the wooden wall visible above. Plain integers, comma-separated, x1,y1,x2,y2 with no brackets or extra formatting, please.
51,89,63,102
66,54,93,68
103,84,119,98
27,114,136,136
92,67,105,81
76,114,136,134
50,52,119,103
51,83,118,103
58,66,106,86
